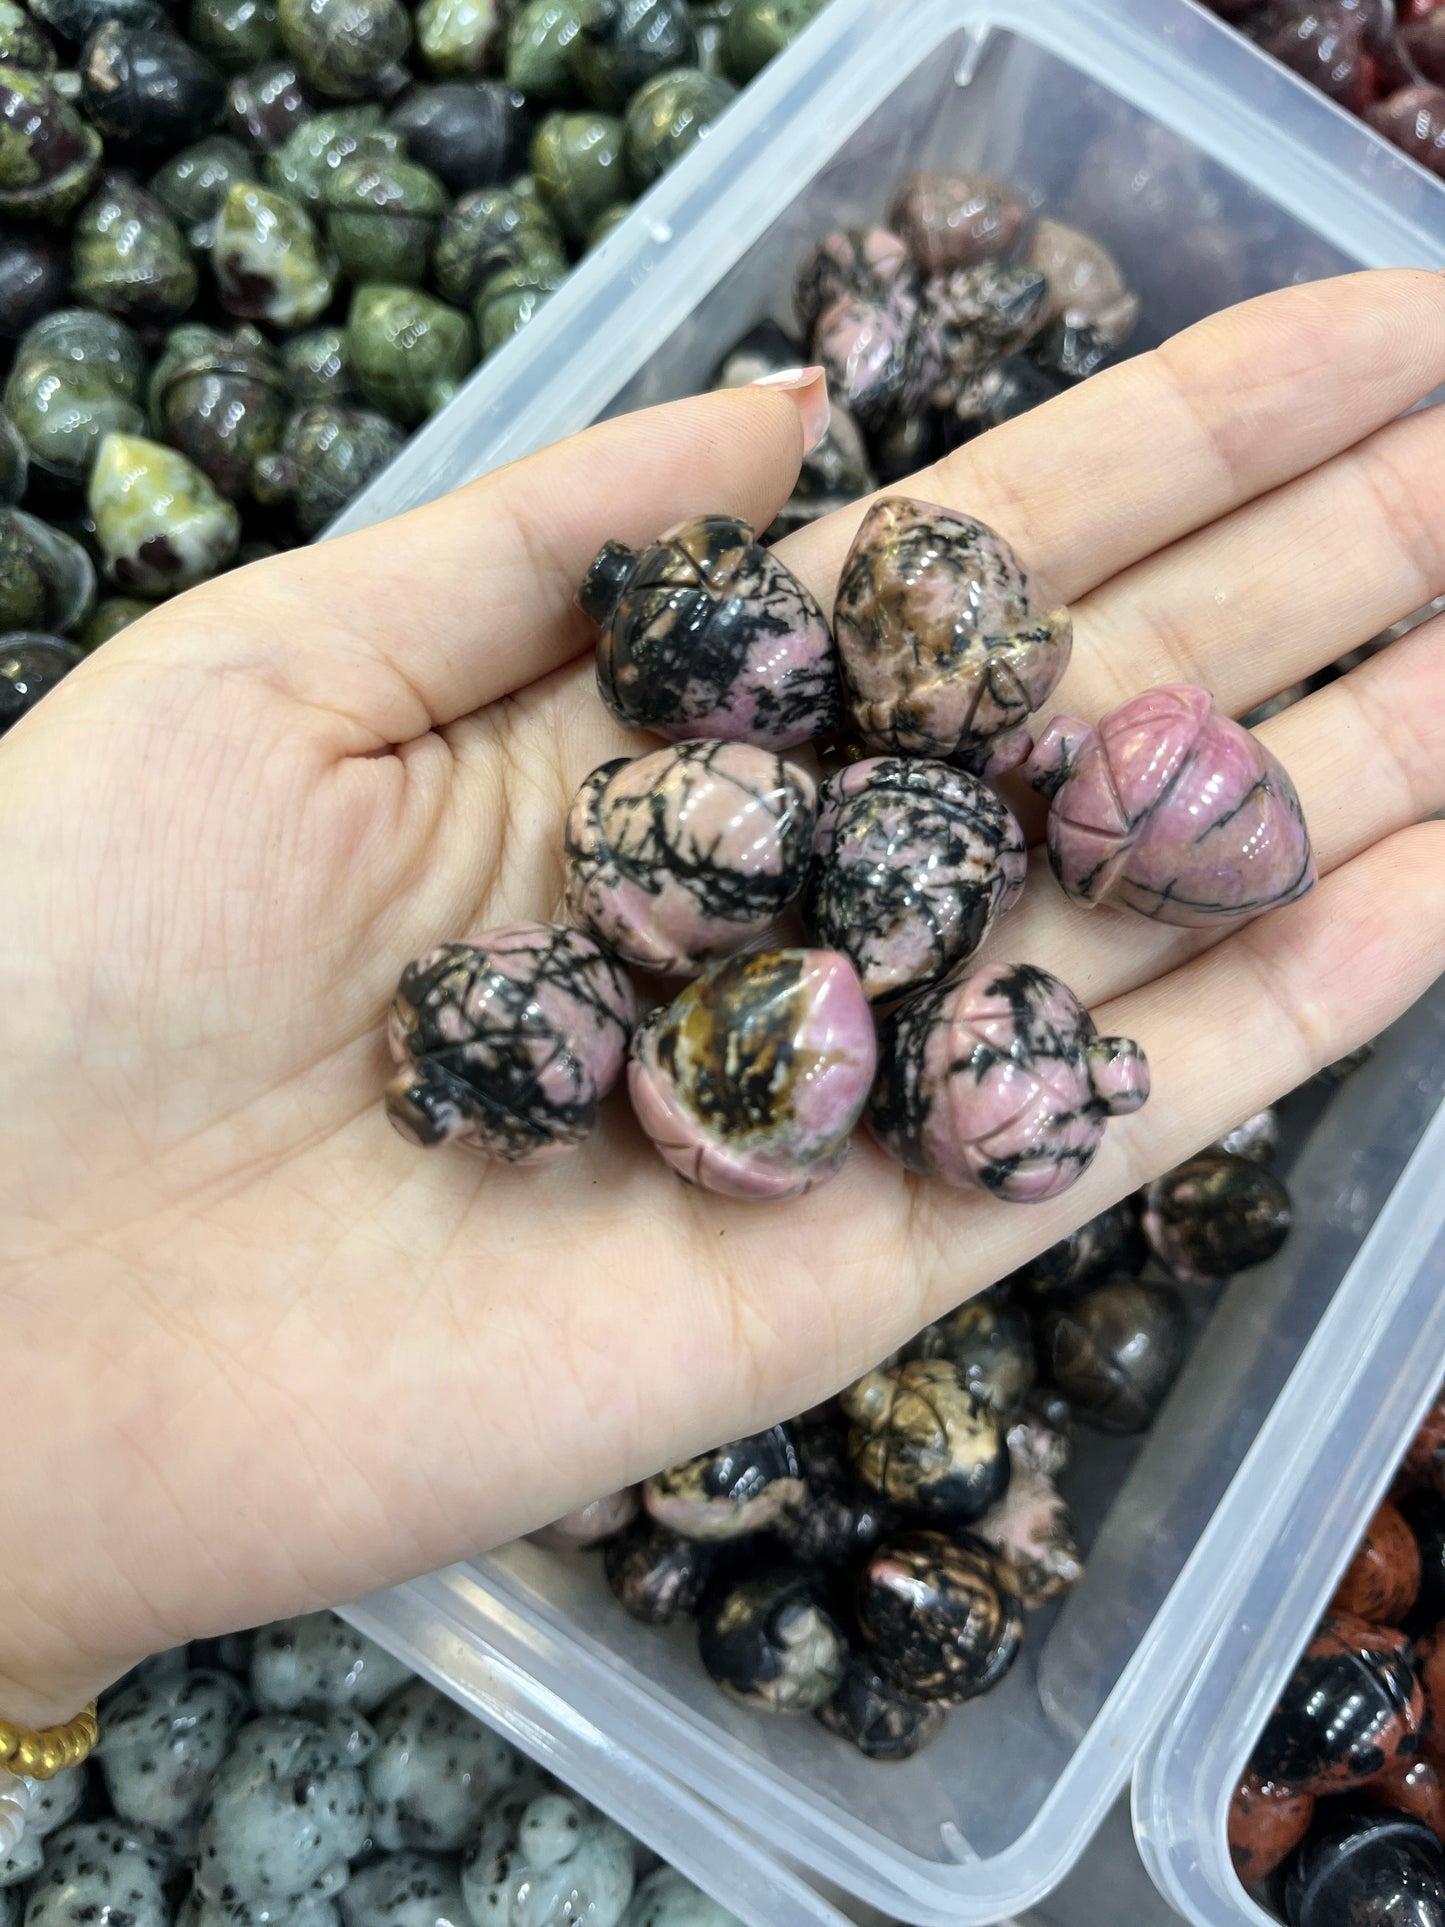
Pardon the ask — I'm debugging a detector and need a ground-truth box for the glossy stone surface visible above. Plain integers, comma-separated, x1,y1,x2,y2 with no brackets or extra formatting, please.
952,354,1063,432
904,1297,1036,1420
80,23,227,149
1027,683,1317,927
856,1530,1023,1705
803,756,1026,1002
1366,1758,1445,1842
1228,1772,1315,1886
0,233,70,339
152,134,258,242
277,0,410,98
6,306,145,486
322,152,447,285
1331,1503,1422,1626
1036,1279,1185,1435
225,57,312,152
389,82,532,196
460,1788,635,1927
794,225,912,335
834,496,1071,774
0,0,57,73
975,1455,1083,1609
1252,1613,1425,1793
565,739,816,976
869,962,1148,1203
716,321,874,534
384,925,636,1163
697,1566,846,1714
432,182,561,305
31,0,163,41
0,509,95,633
367,1681,528,1852
528,1486,639,1550
1215,1105,1282,1164
530,108,624,243
473,253,564,356
841,1358,1008,1525
916,261,1049,406
505,0,583,96
643,1426,803,1540
23,1764,88,1843
195,1716,373,1907
0,632,83,733
1141,1150,1292,1282
603,1517,715,1623
816,1654,945,1762
251,401,403,535
96,1668,250,1856
583,513,842,749
1000,1198,1145,1304
0,70,102,221
1284,1809,1445,1927
347,285,475,425
190,0,282,72
88,430,241,594
415,0,500,76
279,325,352,402
1027,217,1138,381
23,1823,170,1927
250,1614,412,1717
887,169,1027,274
266,104,398,208
622,68,735,189
214,180,336,326
571,0,696,110
769,1463,893,1569
150,320,288,496
719,0,824,81
629,947,875,1200
624,1867,745,1927
338,1853,466,1927
78,593,153,649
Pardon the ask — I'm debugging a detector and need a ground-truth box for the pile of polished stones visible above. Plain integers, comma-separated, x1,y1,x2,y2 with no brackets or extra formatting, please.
0,0,820,732
3,1612,740,1927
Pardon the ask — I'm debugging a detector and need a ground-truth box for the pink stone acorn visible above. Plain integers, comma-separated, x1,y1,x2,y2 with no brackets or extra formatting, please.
868,963,1149,1203
564,739,816,975
833,496,1072,777
1026,683,1317,927
629,948,877,1201
384,924,637,1163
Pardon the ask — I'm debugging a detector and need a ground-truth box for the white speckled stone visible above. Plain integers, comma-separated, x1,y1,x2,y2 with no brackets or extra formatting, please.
26,1767,88,1843
0,1834,42,1889
178,1881,342,1927
99,1671,250,1858
251,1619,412,1721
366,1686,529,1854
460,1790,634,1927
338,1853,468,1927
23,1820,172,1927
194,1718,372,1909
621,1869,743,1927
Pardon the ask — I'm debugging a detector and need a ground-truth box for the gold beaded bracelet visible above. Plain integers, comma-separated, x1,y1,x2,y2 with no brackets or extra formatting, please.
0,1703,98,1779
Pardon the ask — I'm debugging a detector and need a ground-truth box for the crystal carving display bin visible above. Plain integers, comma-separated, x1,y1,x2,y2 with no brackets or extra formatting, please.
331,0,1445,1922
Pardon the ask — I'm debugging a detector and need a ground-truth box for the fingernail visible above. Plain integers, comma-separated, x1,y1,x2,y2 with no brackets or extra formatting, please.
750,365,830,455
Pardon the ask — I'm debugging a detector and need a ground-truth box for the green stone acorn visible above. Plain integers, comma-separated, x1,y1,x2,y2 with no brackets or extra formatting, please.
189,0,281,71
277,0,411,99
530,110,624,244
88,431,241,595
0,505,95,633
586,200,631,247
213,179,337,329
504,0,583,99
720,0,824,80
415,0,500,75
150,136,258,245
5,307,146,484
77,593,155,649
72,175,200,321
148,320,288,497
0,69,103,222
321,151,448,285
570,0,697,110
252,400,404,534
279,324,352,402
347,284,475,425
266,105,400,209
0,0,58,73
474,254,564,356
431,183,563,306
0,409,29,504
623,67,734,189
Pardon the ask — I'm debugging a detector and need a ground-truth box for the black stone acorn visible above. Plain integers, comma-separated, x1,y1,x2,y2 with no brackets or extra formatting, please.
841,1358,1009,1525
1251,1614,1425,1793
388,80,532,195
697,1564,846,1714
816,1653,945,1762
0,233,70,339
80,21,228,151
1284,1808,1445,1927
642,1427,805,1542
1141,1150,1292,1282
903,1296,1036,1421
603,1518,716,1626
0,632,84,734
1000,1199,1147,1306
1036,1278,1186,1436
856,1530,1023,1705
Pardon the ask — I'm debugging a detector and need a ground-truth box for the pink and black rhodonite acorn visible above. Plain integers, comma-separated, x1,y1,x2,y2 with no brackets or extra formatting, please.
803,755,1027,1002
832,496,1071,776
628,947,876,1200
564,738,817,975
580,514,843,750
383,923,637,1163
1026,682,1317,927
867,962,1149,1202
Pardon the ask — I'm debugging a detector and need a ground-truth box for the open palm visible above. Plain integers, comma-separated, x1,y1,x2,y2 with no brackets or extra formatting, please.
5,270,1444,1725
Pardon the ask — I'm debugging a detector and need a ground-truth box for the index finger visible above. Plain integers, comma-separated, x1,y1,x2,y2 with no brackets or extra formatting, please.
778,269,1445,609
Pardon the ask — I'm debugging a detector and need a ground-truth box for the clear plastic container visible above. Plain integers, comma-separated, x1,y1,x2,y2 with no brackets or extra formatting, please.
329,0,1445,1922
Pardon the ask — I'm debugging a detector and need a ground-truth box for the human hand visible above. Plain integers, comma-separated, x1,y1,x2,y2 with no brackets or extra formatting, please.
4,270,1443,1724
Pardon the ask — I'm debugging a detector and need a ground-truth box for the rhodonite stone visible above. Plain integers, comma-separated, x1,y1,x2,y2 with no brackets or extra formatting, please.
976,1458,1083,1609
903,1296,1036,1420
1026,218,1139,382
793,225,913,334
816,1654,945,1762
887,170,1028,274
802,755,1026,1002
1140,1150,1292,1281
643,1426,804,1540
868,962,1149,1203
915,261,1048,407
833,496,1071,775
581,514,842,750
383,924,637,1163
1026,683,1317,926
856,1530,1023,1705
840,1358,1009,1525
564,739,816,974
796,227,924,425
628,947,876,1200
